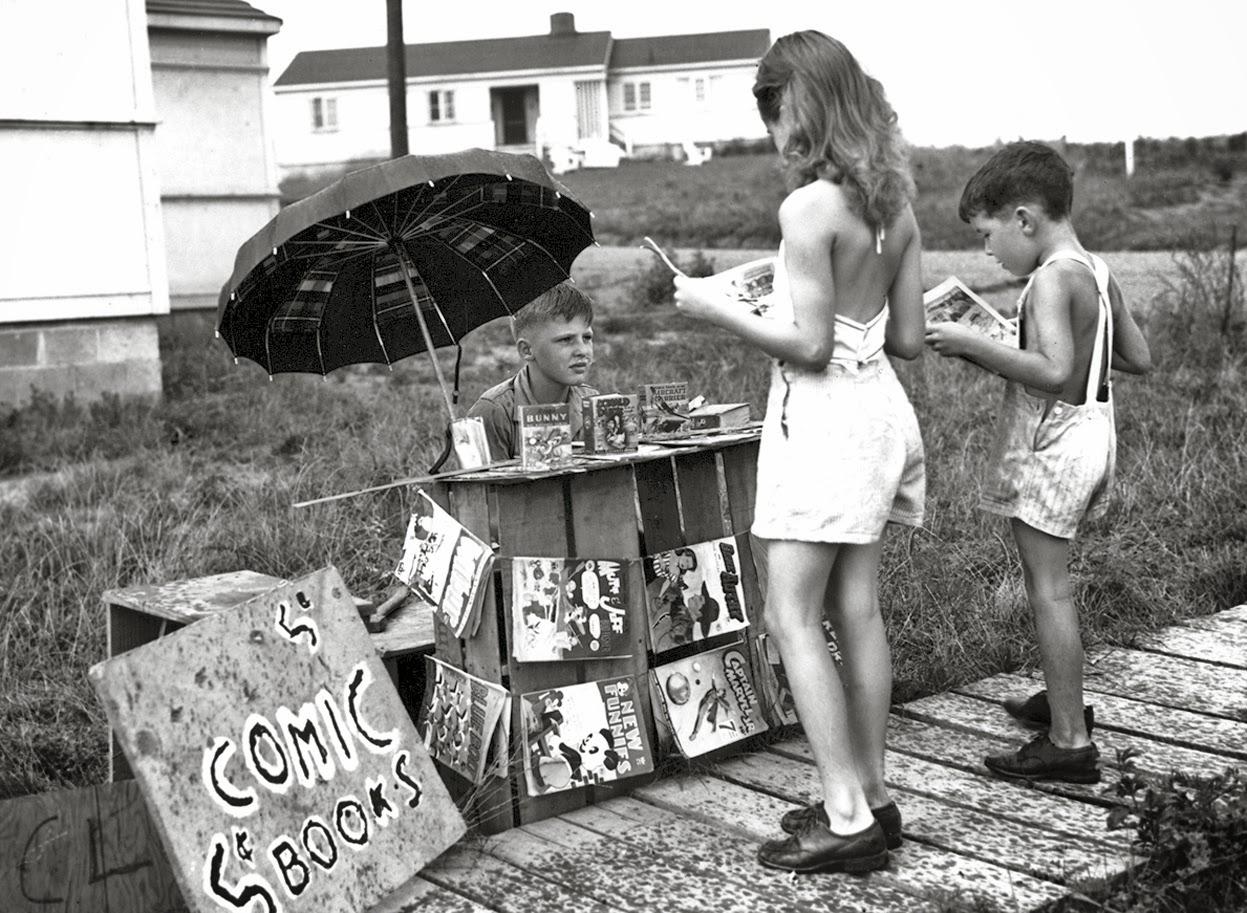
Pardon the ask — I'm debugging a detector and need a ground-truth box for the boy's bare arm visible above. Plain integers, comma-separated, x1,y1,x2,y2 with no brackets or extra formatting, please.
927,268,1075,393
1107,275,1152,374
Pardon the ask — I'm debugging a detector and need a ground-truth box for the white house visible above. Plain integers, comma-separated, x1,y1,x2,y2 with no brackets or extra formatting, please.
0,0,282,407
272,13,769,181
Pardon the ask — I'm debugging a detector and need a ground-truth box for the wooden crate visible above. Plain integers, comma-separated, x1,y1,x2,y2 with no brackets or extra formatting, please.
425,436,763,833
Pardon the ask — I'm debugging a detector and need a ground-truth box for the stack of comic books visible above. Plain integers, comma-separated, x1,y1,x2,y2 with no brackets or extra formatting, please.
509,557,632,662
515,403,574,470
582,393,640,454
644,535,750,653
420,656,511,783
924,276,1017,344
393,489,494,638
650,641,769,757
519,676,654,796
638,381,690,438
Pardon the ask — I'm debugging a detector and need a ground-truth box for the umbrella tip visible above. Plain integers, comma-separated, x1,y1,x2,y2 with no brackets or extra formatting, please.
233,357,239,365
505,173,512,181
268,375,274,383
214,330,220,338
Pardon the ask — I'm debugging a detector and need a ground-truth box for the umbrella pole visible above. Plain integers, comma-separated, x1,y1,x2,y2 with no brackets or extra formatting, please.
393,245,456,419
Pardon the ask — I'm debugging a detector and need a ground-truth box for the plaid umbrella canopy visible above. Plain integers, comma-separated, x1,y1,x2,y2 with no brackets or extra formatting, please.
216,148,596,418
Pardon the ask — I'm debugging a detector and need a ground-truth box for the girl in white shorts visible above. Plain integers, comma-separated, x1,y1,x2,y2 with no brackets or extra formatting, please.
674,30,925,875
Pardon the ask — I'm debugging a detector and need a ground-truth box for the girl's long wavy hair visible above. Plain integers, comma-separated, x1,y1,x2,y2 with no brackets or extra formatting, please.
753,31,914,230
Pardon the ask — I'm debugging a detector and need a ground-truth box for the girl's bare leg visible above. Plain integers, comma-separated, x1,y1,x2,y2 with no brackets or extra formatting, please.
824,538,892,808
764,538,874,835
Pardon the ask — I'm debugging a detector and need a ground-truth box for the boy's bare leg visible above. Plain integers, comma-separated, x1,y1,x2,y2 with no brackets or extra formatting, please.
824,538,892,808
1011,518,1091,749
765,539,874,834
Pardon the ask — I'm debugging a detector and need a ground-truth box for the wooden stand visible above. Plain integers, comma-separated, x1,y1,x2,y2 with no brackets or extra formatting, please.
424,434,763,834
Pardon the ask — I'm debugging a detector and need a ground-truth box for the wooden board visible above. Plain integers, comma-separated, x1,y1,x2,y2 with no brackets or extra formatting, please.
1119,618,1247,669
0,779,184,913
90,566,466,913
102,571,285,625
1082,646,1247,721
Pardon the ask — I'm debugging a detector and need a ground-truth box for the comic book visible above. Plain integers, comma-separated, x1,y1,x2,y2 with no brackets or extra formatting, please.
393,489,494,638
515,403,574,470
685,402,752,431
638,381,690,438
924,276,1017,344
640,236,775,316
520,676,654,796
420,656,511,784
644,535,750,653
583,393,640,454
509,557,632,661
650,641,769,757
451,415,492,469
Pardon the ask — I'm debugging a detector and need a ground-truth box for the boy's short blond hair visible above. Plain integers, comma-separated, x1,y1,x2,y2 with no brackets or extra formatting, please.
512,282,594,341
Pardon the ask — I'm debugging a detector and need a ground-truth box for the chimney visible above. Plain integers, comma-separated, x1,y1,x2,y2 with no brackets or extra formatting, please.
550,12,575,36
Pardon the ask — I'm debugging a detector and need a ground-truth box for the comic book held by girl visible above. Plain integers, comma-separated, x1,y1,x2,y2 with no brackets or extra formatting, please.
644,535,750,653
509,557,632,661
650,641,768,757
520,676,654,796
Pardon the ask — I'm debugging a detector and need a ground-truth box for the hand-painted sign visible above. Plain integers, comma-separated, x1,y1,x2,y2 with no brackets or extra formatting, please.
90,566,465,913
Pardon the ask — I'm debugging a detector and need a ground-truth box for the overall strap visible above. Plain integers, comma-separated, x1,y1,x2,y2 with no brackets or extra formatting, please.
1084,254,1114,403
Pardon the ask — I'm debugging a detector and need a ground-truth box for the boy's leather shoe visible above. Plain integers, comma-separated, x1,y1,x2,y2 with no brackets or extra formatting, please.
758,817,889,874
1003,689,1095,736
780,800,902,849
984,733,1101,784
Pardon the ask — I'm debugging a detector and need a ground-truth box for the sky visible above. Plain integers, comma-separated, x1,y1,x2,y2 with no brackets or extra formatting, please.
258,0,1247,149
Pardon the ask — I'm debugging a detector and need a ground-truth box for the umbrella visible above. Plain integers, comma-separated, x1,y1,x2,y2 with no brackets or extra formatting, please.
215,148,596,421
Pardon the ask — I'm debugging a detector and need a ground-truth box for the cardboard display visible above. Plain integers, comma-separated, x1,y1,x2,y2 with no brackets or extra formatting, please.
90,566,465,913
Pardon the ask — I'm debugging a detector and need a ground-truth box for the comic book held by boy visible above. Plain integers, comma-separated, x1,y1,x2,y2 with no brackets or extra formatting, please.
650,641,769,757
393,489,494,638
510,557,632,661
924,276,1017,344
520,676,654,796
638,381,690,438
644,535,750,653
420,655,511,784
582,393,640,454
515,403,574,470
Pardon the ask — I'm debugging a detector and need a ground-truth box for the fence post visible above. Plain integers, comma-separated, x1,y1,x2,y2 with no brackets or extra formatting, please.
1224,224,1239,338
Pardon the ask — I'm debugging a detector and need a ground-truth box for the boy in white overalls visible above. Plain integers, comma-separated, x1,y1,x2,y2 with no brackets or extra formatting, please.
926,141,1152,783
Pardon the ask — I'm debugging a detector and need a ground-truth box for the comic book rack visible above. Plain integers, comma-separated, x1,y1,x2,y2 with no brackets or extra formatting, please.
420,434,771,834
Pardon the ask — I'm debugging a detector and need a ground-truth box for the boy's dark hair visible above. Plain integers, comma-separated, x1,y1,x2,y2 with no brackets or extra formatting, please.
958,141,1075,223
513,281,594,340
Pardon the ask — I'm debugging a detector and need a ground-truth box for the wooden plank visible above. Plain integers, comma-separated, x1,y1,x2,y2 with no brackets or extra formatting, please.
370,874,496,913
900,691,1239,779
1209,604,1247,623
632,457,684,554
633,774,1068,912
101,570,284,624
423,842,623,913
759,737,1130,849
672,448,725,541
711,748,1131,885
1120,620,1247,669
718,438,759,534
0,780,184,913
566,466,659,807
545,798,931,913
1082,645,1247,721
453,483,504,684
958,671,1247,761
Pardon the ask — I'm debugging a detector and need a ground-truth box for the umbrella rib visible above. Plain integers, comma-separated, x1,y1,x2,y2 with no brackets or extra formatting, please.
368,250,394,368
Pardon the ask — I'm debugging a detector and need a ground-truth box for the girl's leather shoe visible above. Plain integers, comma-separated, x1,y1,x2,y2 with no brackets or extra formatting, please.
758,818,889,874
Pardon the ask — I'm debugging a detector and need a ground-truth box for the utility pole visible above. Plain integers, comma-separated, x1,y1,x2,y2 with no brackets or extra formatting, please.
386,0,408,157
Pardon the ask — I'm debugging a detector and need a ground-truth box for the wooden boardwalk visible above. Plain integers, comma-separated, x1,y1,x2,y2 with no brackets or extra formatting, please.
381,605,1247,913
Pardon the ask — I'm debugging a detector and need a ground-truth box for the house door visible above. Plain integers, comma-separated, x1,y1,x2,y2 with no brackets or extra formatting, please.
491,86,535,146
575,80,603,140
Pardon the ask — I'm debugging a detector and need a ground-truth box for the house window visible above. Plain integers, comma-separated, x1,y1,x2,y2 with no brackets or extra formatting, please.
311,96,337,132
694,78,705,104
622,81,651,112
429,90,455,123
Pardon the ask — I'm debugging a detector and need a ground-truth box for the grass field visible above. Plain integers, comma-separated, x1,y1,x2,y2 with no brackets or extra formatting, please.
3,229,1245,802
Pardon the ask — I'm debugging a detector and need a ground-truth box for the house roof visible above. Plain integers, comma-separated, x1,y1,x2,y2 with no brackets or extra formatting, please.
146,0,280,22
273,26,770,88
275,31,613,87
610,30,770,69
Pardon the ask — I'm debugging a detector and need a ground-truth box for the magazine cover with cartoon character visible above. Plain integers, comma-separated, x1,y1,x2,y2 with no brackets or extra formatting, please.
420,655,511,784
651,641,768,757
644,535,750,653
520,676,653,796
393,489,493,637
510,557,632,662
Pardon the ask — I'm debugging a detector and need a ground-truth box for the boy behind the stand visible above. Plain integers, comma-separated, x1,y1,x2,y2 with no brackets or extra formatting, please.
467,282,599,460
925,141,1151,783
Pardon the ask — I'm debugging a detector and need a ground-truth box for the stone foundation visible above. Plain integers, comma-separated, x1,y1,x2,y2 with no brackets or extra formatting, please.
0,318,163,409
